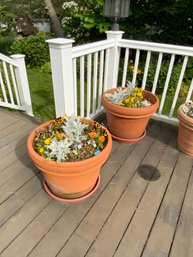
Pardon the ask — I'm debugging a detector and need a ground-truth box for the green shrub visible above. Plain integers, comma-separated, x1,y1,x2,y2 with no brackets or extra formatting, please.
10,32,50,68
145,59,187,95
124,57,183,95
39,62,51,74
0,31,16,54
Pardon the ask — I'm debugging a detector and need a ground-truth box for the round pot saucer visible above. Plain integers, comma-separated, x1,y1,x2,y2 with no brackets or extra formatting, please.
111,130,146,144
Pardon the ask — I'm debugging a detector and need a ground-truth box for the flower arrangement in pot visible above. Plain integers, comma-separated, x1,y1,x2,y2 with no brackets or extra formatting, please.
27,115,112,202
178,101,193,157
102,82,159,143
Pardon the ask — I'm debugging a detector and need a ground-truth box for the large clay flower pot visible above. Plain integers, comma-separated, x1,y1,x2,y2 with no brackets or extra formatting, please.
102,88,159,143
178,104,193,157
27,120,112,201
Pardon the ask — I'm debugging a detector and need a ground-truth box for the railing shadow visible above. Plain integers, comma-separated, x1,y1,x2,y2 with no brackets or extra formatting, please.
15,134,42,185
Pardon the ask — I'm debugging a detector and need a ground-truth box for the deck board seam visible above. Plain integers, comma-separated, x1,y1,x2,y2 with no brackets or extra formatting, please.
111,128,173,257
0,145,29,173
54,143,136,257
26,202,71,257
0,185,42,228
139,136,180,257
0,124,35,149
84,133,163,257
55,123,168,257
0,119,20,132
0,196,53,255
0,167,40,205
168,165,193,257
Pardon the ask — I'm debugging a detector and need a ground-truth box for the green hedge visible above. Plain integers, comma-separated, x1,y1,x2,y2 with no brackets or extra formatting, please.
10,32,50,68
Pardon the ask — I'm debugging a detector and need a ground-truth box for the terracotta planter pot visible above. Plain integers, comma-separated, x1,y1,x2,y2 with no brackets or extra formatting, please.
27,120,112,200
102,88,159,143
178,104,193,157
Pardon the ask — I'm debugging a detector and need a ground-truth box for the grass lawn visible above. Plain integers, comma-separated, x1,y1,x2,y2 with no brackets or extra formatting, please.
27,68,189,121
157,95,186,118
27,68,55,120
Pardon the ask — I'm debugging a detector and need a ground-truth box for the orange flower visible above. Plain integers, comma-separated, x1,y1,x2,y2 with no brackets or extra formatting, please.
89,132,98,138
57,133,63,140
99,136,105,142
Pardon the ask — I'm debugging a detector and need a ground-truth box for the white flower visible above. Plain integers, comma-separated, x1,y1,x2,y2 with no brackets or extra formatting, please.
61,115,88,143
140,99,152,107
62,1,78,9
45,138,72,162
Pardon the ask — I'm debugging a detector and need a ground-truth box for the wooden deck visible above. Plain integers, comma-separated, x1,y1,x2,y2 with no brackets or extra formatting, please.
0,108,193,257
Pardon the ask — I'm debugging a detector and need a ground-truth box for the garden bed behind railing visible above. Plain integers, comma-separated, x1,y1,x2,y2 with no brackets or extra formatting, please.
47,31,193,125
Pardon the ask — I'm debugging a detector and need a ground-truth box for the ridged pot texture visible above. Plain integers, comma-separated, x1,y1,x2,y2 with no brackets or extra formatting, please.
27,120,112,199
178,105,193,157
102,88,159,140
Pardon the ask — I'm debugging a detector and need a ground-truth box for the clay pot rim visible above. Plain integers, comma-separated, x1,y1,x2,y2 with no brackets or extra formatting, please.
27,119,112,168
178,104,193,123
102,88,159,111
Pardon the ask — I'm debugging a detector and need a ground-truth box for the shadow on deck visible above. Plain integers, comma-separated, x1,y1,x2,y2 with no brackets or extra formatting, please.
0,108,193,257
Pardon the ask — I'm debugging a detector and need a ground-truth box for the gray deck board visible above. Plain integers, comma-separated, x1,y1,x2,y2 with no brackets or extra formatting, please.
0,108,192,257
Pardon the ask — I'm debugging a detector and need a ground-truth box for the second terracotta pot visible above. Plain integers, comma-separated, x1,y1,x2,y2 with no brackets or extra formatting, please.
178,104,193,157
102,88,159,142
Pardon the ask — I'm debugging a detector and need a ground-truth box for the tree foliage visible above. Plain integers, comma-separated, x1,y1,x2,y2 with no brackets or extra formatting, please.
0,0,193,46
0,0,64,36
62,0,111,43
61,0,193,46
123,0,193,45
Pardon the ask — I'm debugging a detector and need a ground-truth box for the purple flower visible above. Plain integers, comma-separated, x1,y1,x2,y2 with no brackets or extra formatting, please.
75,142,83,149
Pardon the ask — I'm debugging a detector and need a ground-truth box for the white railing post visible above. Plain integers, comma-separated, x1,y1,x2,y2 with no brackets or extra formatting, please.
11,54,33,116
105,31,124,89
46,38,75,117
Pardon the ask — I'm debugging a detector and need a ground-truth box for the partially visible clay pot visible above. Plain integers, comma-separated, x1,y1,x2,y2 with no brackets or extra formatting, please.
102,88,159,143
27,120,112,200
178,104,193,157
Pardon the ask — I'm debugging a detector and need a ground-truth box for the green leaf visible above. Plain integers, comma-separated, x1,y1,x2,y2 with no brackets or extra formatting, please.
83,23,95,29
84,17,95,24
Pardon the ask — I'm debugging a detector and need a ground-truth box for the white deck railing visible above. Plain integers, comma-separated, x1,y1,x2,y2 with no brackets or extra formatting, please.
0,53,33,116
47,31,193,125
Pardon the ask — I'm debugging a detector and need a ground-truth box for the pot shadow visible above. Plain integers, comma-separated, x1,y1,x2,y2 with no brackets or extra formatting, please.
15,133,43,185
137,164,161,181
146,119,178,150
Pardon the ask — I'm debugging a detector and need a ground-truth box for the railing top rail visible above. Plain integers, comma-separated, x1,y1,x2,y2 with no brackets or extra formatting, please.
72,39,114,58
0,53,18,67
118,39,193,56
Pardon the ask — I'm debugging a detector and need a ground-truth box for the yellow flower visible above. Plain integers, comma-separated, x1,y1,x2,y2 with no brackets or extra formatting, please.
44,138,52,145
137,93,143,98
134,86,140,92
130,65,134,72
125,98,130,103
95,122,101,128
130,97,135,103
63,114,69,119
137,69,142,74
39,147,44,153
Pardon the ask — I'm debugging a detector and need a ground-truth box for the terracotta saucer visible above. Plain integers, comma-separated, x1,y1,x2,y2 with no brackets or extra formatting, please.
111,130,146,144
